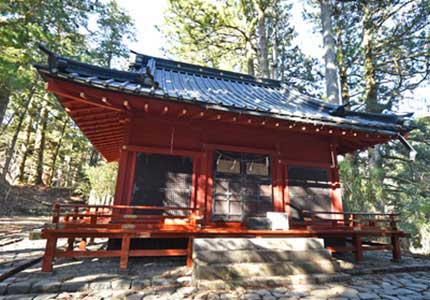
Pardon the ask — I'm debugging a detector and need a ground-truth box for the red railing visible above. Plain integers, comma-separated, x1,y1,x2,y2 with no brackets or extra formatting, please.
303,211,400,231
51,203,204,229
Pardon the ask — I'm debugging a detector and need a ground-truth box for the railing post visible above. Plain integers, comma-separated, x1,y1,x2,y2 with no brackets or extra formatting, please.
390,214,401,261
353,232,363,261
52,203,60,225
187,236,194,268
42,237,57,272
73,206,79,223
120,236,131,271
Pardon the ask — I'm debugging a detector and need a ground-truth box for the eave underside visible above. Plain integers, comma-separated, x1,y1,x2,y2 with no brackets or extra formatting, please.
46,77,396,161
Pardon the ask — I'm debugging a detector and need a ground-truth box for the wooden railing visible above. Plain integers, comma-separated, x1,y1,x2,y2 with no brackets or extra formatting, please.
302,210,404,262
51,203,204,229
42,203,204,272
303,211,400,231
41,205,407,272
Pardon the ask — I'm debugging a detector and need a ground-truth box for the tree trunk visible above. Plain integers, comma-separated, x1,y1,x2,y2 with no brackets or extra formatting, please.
255,2,269,78
246,43,255,76
18,107,34,184
47,119,68,186
320,0,340,104
338,33,349,104
363,2,384,211
1,90,35,182
363,4,378,113
271,27,279,80
0,86,10,125
32,94,49,185
89,147,99,166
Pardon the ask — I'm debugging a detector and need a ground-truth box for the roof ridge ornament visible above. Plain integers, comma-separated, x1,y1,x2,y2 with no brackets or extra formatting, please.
38,44,68,74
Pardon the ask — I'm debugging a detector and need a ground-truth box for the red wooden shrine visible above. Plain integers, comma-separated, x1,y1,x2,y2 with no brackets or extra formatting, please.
35,45,413,271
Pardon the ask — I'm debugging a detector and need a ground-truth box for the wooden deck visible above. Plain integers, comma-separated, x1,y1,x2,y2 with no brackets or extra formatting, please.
41,203,407,272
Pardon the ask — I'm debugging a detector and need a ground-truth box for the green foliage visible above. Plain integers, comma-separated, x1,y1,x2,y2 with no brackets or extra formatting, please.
79,162,118,200
341,118,430,251
0,0,134,198
160,0,322,96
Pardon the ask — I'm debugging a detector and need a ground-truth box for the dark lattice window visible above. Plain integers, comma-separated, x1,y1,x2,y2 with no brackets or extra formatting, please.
213,151,273,222
132,153,193,216
287,165,331,221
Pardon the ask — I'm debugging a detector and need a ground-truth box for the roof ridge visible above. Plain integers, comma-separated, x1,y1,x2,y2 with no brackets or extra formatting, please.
131,51,282,87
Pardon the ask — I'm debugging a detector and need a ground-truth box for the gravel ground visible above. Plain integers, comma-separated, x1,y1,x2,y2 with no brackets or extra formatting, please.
0,252,430,299
2,217,430,299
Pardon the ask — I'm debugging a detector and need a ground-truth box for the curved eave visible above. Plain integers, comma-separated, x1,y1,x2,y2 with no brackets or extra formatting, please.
37,68,411,137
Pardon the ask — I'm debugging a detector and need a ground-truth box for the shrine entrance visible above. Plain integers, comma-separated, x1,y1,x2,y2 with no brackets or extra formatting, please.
212,151,273,222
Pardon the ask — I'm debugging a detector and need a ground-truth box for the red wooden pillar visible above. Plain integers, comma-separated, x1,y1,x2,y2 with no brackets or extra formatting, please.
282,160,291,217
196,155,207,225
42,237,57,272
113,147,129,206
204,150,214,224
330,144,343,215
124,151,136,207
272,157,284,212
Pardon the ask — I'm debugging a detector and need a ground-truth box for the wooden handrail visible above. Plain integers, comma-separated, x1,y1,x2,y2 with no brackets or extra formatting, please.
57,203,204,212
304,210,399,216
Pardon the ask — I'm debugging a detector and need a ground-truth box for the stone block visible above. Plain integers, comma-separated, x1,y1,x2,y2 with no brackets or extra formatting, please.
193,238,324,251
0,283,9,295
195,260,340,280
111,278,131,290
88,280,112,291
31,279,61,293
6,281,33,294
194,249,332,264
131,279,151,290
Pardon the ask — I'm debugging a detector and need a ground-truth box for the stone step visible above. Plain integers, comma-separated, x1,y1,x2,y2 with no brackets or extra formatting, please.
196,273,352,289
193,249,332,264
193,238,325,252
194,260,341,281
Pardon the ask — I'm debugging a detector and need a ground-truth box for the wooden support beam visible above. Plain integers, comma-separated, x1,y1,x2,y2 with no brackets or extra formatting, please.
81,128,124,137
94,141,122,148
123,100,131,110
73,111,119,121
49,86,123,112
102,97,112,106
161,106,169,115
42,237,57,272
191,111,205,119
80,122,123,131
391,234,401,261
187,236,194,268
119,236,130,271
86,132,124,142
65,105,108,115
67,238,74,251
88,131,123,139
90,137,122,145
353,233,363,261
77,116,120,127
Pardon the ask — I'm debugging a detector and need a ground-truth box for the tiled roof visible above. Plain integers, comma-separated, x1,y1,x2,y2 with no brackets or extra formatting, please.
34,45,414,136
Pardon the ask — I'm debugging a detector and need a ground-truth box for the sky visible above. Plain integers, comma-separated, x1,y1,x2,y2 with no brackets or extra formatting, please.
116,0,323,59
116,0,430,116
